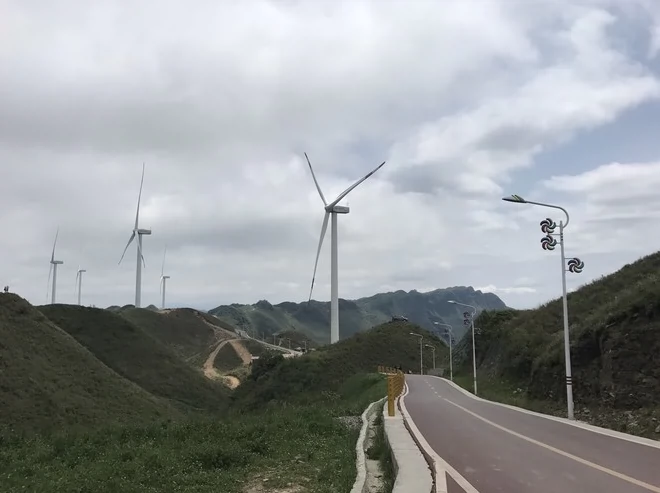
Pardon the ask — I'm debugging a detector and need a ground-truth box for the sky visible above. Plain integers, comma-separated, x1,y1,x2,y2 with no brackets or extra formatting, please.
2,0,660,311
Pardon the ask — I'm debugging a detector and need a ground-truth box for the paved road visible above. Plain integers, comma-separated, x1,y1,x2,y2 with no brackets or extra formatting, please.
404,375,660,493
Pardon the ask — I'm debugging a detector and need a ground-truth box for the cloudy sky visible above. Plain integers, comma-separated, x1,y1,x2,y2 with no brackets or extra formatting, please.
2,0,660,311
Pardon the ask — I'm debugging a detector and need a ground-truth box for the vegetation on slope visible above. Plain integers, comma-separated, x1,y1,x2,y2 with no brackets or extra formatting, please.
234,321,448,410
456,251,660,437
209,286,506,344
119,308,217,360
274,329,319,350
39,305,229,413
212,342,244,372
0,294,175,433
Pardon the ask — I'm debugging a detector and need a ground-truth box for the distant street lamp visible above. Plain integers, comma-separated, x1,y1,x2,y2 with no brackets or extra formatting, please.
410,332,423,375
502,194,584,420
425,344,436,369
433,322,454,381
448,300,477,395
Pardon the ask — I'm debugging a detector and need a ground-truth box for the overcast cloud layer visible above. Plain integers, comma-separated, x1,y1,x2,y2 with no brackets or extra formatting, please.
2,0,660,310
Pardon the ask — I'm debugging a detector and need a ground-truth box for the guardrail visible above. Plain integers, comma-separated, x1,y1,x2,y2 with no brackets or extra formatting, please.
378,366,405,417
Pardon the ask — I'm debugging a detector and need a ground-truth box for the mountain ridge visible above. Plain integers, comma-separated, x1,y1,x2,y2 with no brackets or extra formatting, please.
209,285,507,343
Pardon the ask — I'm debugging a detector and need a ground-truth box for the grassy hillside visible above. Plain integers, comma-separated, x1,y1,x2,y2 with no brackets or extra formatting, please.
210,286,506,344
274,329,318,350
234,321,448,410
39,305,229,413
119,307,234,367
0,294,176,433
460,251,660,436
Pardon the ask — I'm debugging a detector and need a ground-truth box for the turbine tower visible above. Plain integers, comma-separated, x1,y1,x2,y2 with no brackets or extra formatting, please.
119,163,151,308
75,267,86,305
305,153,385,344
160,245,170,310
47,228,64,304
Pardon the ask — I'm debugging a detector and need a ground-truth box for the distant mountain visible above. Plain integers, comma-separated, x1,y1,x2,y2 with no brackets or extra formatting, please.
208,286,507,344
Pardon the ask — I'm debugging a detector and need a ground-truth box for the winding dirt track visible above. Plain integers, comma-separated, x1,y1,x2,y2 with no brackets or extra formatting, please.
202,337,253,389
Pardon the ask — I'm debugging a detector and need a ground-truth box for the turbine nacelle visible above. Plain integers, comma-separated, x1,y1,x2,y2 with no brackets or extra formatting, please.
328,204,350,214
51,260,64,265
137,228,152,235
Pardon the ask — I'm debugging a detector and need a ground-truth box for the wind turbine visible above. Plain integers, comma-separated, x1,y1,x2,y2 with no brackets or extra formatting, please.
305,153,385,344
75,267,86,305
119,163,151,308
47,228,64,304
160,245,170,310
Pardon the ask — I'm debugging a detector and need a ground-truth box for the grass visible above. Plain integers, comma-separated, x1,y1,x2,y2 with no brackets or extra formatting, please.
38,304,229,413
365,402,394,493
119,307,218,362
0,406,361,493
0,373,388,493
213,341,244,372
0,294,175,434
233,322,448,411
1,294,426,491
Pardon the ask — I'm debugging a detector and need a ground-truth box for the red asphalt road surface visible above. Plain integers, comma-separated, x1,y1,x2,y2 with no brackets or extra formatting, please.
404,375,660,493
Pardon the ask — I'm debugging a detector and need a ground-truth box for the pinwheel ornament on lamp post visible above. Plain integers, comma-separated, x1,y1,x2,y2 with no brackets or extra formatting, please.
502,194,585,420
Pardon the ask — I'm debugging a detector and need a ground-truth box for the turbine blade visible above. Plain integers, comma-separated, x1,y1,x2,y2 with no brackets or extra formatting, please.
118,232,136,264
304,153,327,206
308,211,330,302
329,161,386,207
135,162,145,230
51,227,59,262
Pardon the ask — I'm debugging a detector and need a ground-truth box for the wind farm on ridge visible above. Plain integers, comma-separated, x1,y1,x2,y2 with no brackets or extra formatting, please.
43,155,386,344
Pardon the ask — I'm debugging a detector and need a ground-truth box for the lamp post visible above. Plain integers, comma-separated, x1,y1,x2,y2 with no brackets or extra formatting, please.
502,194,585,420
433,322,454,381
448,300,477,395
410,332,423,375
425,344,436,369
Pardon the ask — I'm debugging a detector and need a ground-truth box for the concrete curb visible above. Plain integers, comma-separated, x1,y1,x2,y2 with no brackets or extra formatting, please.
350,397,386,493
383,386,434,493
399,379,480,492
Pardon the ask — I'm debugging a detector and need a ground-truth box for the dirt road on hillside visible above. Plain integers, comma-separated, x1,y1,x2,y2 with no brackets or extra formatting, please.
229,339,252,365
202,337,253,389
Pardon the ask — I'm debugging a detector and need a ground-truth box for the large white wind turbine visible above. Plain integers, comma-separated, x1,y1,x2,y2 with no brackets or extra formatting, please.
75,267,86,305
47,228,64,304
160,245,170,310
305,153,385,344
119,163,151,308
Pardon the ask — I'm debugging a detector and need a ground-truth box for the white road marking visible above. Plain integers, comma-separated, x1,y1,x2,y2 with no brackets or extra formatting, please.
399,383,480,493
440,396,660,492
427,376,660,450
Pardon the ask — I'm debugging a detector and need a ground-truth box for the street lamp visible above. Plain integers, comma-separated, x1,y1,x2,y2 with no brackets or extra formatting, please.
433,322,454,381
410,332,423,375
424,344,436,369
502,194,584,420
448,300,478,395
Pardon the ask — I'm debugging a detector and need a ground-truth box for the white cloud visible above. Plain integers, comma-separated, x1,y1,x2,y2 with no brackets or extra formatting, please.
0,0,659,312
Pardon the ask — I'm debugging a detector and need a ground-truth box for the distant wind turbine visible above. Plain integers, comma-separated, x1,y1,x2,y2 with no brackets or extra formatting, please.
119,163,152,308
47,228,64,304
305,153,385,344
75,267,86,305
160,245,170,310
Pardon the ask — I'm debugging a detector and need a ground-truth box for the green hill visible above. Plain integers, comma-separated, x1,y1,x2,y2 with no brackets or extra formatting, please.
0,294,176,433
39,304,229,413
119,307,234,367
209,286,506,344
462,250,660,436
234,320,449,410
